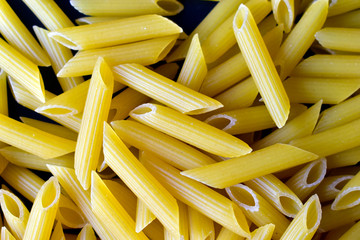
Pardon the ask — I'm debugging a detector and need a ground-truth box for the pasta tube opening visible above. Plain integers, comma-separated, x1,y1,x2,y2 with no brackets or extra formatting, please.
227,185,259,212
41,179,60,209
278,195,303,217
0,191,21,218
58,206,86,228
49,33,77,50
156,37,178,62
36,105,76,116
157,0,184,13
205,115,234,132
131,104,154,115
332,188,360,210
305,196,321,231
234,5,248,30
274,0,293,33
306,160,326,186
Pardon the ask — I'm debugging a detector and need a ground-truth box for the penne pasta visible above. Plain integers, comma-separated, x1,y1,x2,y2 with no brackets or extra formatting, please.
280,195,321,240
75,16,121,25
33,26,83,92
315,28,360,52
1,227,16,240
0,69,7,116
319,204,360,232
324,9,360,28
188,207,215,240
76,224,96,240
285,158,327,201
315,175,353,203
274,0,328,80
130,103,251,158
50,221,65,240
58,35,178,77
114,64,222,115
327,146,360,169
226,184,290,240
154,62,179,80
331,170,360,210
216,227,245,240
50,15,182,50
164,201,189,240
23,177,60,240
271,0,294,32
338,220,360,240
141,152,250,238
0,0,50,66
251,224,275,240
69,0,184,17
182,144,318,189
233,4,289,128
327,0,360,17
324,223,355,240
136,198,156,233
0,153,8,175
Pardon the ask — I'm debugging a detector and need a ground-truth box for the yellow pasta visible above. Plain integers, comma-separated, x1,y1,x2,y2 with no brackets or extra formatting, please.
233,4,289,128
76,224,96,240
338,221,360,240
285,158,327,201
280,195,321,240
182,144,318,189
154,62,179,79
33,26,83,92
0,153,8,175
136,198,156,233
291,55,360,78
111,120,216,170
58,35,178,77
0,0,50,66
69,0,183,17
23,177,60,240
271,0,294,32
226,184,290,240
130,103,251,157
103,123,180,237
50,221,65,240
216,227,245,240
50,15,182,50
327,0,360,17
274,0,328,80
331,170,360,210
141,152,250,238
75,16,121,25
252,100,322,150
315,28,360,52
0,69,7,116
1,227,16,240
0,189,29,239
290,118,360,157
325,9,360,28
319,204,360,232
251,224,275,240
327,146,360,169
188,207,215,240
315,175,353,202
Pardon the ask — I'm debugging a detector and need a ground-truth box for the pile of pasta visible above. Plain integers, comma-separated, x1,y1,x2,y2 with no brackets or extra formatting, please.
0,0,359,239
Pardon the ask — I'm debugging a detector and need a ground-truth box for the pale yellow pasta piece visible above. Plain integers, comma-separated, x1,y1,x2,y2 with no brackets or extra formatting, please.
33,26,83,92
252,100,322,150
136,198,156,233
291,55,360,78
315,175,353,202
331,170,360,210
0,69,7,116
154,62,179,79
75,16,121,25
50,15,182,50
23,177,60,240
290,118,360,157
141,152,250,238
271,0,294,32
182,144,318,189
286,159,327,201
70,0,183,17
0,153,8,175
325,9,360,28
283,77,360,104
216,227,245,240
0,114,76,159
164,201,189,240
315,28,360,52
233,4,289,128
130,103,251,158
0,146,74,172
1,227,16,240
328,0,360,17
0,38,45,102
58,35,177,77
319,204,360,232
114,64,222,115
226,184,290,240
0,189,29,239
103,123,180,237
177,34,206,91
188,207,215,240
274,0,328,80
324,223,355,240
111,120,216,170
251,224,275,240
327,146,360,169
50,221,65,240
76,224,96,240
0,0,50,66
338,221,360,240
280,195,321,240
314,94,360,133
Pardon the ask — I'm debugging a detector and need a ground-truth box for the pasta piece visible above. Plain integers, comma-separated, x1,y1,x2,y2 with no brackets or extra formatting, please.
332,170,360,210
50,221,65,240
0,69,7,116
0,146,74,172
327,147,360,169
0,114,76,159
154,62,179,80
50,15,182,50
233,4,289,128
216,227,245,240
328,0,360,17
130,103,251,158
0,0,50,66
177,34,206,91
251,224,275,240
280,195,321,240
75,57,113,190
202,0,272,63
245,174,303,218
0,153,8,175
111,120,216,170
226,184,290,240
338,221,360,240
76,224,96,240
108,88,150,122
325,9,360,28
23,177,60,240
114,64,222,115
182,144,318,189
320,203,360,232
315,175,353,202
271,0,294,32
324,223,355,240
291,55,360,78
141,152,250,238
283,77,360,104
252,100,322,150
290,118,360,157
1,227,16,240
33,26,83,92
103,123,180,237
0,38,45,102
164,201,189,240
69,0,183,17
75,16,121,25
0,190,29,239
315,28,360,52
274,0,328,80
188,207,215,240
314,94,360,133
136,199,156,233
58,35,178,77
286,159,327,201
